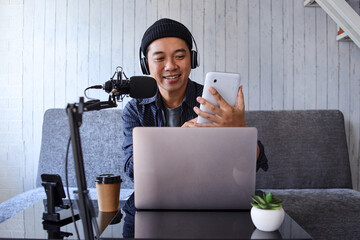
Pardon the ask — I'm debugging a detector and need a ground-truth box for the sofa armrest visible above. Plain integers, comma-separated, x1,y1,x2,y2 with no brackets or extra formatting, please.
0,188,45,223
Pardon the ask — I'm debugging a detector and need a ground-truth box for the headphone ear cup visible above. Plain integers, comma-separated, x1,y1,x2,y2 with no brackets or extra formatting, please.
191,50,199,69
140,57,150,75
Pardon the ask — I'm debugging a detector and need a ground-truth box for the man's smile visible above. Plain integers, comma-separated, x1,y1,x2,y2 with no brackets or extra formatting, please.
163,73,182,83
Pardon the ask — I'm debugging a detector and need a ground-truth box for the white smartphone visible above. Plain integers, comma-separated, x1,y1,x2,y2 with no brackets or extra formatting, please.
197,72,241,124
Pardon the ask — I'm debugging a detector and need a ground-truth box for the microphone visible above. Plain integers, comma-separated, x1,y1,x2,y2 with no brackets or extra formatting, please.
102,76,157,99
85,66,158,102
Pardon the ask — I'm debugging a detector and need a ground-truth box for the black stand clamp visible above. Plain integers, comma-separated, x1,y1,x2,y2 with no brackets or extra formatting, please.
41,174,80,223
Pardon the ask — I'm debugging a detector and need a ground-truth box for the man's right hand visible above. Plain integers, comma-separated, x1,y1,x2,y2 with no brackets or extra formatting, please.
182,117,198,127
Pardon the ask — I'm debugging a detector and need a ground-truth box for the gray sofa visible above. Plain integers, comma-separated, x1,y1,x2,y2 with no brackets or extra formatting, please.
0,108,359,240
0,109,134,224
246,110,360,240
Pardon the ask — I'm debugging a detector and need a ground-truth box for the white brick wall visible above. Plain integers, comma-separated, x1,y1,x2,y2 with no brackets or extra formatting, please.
0,1,24,203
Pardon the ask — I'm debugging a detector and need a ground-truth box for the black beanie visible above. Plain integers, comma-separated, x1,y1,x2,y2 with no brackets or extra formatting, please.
141,18,193,56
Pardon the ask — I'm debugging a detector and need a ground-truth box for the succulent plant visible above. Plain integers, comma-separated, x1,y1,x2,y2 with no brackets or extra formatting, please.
251,192,283,210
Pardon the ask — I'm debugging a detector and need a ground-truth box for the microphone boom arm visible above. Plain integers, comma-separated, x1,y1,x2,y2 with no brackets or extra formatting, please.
66,97,118,239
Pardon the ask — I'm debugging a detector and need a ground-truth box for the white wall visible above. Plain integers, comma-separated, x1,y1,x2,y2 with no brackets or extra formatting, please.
1,0,360,203
0,0,24,202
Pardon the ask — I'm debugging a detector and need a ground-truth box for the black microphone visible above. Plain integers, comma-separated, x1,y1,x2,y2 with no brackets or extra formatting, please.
101,76,157,99
85,66,158,101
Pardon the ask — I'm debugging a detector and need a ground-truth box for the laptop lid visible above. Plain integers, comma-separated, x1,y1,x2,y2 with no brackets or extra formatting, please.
133,127,257,210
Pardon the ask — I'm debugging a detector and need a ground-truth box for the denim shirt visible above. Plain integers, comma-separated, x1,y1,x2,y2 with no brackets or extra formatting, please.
122,79,268,181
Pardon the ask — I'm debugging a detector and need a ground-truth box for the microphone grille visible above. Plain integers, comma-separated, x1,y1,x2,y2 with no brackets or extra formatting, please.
129,76,157,98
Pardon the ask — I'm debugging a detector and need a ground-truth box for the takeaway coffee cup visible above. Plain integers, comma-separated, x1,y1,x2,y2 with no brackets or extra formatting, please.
95,174,122,212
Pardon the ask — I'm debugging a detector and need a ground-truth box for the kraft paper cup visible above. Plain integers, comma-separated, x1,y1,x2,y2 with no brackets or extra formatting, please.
95,174,122,212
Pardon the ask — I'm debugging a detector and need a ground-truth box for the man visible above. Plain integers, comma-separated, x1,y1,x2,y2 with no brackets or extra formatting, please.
122,18,268,182
121,17,268,237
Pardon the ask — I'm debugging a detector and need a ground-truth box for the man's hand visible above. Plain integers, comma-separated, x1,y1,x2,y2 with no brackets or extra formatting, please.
181,117,198,127
187,86,260,160
193,85,246,127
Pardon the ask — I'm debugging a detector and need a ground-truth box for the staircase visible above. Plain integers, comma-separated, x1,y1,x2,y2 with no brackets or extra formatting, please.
304,0,360,48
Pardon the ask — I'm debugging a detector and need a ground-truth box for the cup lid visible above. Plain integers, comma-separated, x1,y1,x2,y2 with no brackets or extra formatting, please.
95,174,122,184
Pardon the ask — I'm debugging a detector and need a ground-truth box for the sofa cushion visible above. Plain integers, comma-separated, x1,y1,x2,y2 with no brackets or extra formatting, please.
268,189,360,240
246,110,352,189
36,108,133,189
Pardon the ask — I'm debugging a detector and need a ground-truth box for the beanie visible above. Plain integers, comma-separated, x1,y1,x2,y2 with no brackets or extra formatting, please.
141,18,193,56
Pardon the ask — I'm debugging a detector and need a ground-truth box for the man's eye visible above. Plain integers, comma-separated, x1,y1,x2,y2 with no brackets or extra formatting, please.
154,57,164,62
176,55,185,60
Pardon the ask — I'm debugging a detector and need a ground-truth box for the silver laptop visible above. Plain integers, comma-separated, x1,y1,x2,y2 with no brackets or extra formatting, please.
133,127,257,210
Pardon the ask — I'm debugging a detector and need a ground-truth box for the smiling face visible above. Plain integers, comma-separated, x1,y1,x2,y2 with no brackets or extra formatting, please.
146,37,191,102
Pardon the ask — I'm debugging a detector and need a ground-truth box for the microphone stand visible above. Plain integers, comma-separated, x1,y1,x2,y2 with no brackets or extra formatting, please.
66,97,117,239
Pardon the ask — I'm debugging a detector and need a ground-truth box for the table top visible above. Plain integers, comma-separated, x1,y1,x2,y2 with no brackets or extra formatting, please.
0,196,312,239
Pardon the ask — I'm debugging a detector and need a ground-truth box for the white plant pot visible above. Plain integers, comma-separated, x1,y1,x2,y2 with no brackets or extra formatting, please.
250,206,285,232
